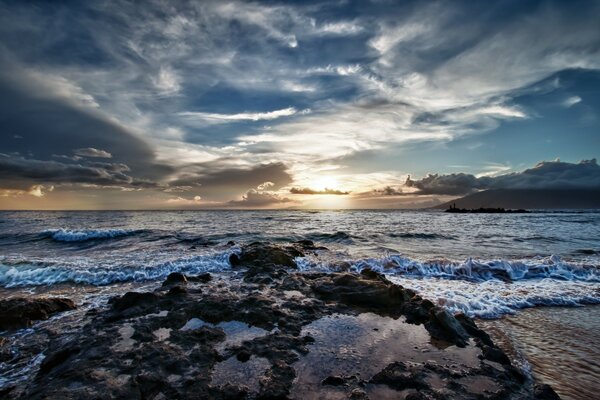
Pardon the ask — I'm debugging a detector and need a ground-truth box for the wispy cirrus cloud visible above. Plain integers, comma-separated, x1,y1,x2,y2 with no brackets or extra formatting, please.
178,107,300,124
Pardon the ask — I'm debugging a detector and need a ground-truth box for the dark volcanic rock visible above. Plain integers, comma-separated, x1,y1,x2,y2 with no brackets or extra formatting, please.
309,270,410,309
162,272,188,286
534,383,562,399
232,242,302,268
369,362,428,390
189,272,212,283
0,298,76,331
321,375,346,386
109,291,160,312
5,253,551,400
426,309,470,347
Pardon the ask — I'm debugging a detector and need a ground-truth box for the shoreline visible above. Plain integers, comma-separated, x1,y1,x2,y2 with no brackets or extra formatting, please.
0,242,562,399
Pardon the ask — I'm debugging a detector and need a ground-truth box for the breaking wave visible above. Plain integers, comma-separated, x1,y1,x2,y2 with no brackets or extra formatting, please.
40,228,144,242
0,249,238,287
296,254,599,283
296,254,600,318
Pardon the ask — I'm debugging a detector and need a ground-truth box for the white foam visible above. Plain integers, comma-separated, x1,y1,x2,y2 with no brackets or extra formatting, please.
41,228,140,242
297,254,600,282
388,276,600,319
0,249,238,287
296,253,600,318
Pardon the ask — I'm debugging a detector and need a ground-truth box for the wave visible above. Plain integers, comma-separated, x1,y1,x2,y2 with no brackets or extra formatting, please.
296,253,600,318
306,231,356,243
388,276,600,319
387,232,453,240
0,249,238,287
40,229,144,242
296,254,600,283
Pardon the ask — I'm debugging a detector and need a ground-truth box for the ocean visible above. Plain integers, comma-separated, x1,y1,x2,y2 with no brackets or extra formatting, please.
1,210,599,398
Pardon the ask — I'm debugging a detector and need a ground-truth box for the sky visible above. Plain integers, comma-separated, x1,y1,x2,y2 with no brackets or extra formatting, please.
0,0,599,210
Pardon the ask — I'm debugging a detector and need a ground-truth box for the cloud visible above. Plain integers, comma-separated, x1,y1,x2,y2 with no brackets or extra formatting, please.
0,155,160,191
178,107,298,124
372,186,403,196
290,187,350,195
257,181,275,190
170,162,292,201
228,182,292,207
166,195,202,205
405,159,600,195
74,148,113,158
562,96,582,108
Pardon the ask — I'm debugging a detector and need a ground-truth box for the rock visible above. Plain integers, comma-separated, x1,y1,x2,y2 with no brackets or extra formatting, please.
370,362,428,390
322,375,345,386
39,345,81,375
162,272,188,286
236,349,252,362
167,285,187,296
310,272,408,309
455,313,494,346
189,272,212,283
234,242,302,268
258,360,296,399
209,383,248,399
534,383,562,399
426,309,470,347
109,291,160,312
349,388,368,400
0,297,76,330
481,344,511,365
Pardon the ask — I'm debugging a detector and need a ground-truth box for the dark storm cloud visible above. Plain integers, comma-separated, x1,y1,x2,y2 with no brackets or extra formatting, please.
290,187,350,195
373,186,404,196
74,148,112,158
405,173,492,196
0,68,173,183
405,159,600,195
0,155,160,191
171,162,293,200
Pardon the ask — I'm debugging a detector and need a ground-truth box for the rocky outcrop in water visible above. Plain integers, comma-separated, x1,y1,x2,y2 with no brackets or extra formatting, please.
1,242,557,399
0,298,76,331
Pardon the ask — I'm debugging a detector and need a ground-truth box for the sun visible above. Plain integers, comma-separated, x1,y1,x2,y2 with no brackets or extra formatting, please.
312,176,340,191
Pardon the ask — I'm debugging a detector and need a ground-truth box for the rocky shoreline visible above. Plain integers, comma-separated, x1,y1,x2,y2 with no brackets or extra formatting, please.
0,241,560,399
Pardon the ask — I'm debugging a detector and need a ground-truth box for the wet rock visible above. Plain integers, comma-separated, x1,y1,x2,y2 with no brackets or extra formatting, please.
310,272,408,309
534,383,562,399
425,309,470,347
349,388,368,400
0,297,76,330
481,344,511,365
39,345,81,375
162,272,188,286
167,285,188,296
109,291,160,312
455,313,494,346
236,349,252,362
370,362,428,390
233,242,302,268
209,383,249,399
258,360,296,399
321,375,346,386
189,272,212,283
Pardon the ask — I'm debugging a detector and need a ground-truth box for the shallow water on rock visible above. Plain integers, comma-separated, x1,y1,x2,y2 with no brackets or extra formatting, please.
180,318,270,352
290,312,481,399
211,355,271,394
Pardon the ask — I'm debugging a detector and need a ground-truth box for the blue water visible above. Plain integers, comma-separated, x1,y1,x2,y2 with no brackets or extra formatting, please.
0,210,599,318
